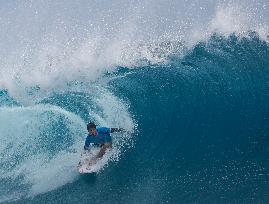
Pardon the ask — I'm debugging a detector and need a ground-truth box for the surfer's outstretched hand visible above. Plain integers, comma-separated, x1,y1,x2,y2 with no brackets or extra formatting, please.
111,127,124,133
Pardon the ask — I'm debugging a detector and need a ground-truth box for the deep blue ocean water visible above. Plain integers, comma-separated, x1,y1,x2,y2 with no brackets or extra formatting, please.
1,33,269,203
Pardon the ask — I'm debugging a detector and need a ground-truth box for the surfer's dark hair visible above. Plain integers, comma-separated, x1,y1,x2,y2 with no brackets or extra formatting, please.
87,122,96,130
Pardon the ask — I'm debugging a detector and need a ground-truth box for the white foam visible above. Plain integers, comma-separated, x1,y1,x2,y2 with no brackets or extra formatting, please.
0,85,135,202
0,105,85,201
188,2,269,46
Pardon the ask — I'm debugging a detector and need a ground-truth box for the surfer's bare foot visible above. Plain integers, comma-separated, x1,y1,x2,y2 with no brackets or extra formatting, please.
88,159,96,166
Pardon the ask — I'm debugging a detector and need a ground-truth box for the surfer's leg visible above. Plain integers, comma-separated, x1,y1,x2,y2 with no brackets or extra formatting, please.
96,142,112,159
88,142,112,165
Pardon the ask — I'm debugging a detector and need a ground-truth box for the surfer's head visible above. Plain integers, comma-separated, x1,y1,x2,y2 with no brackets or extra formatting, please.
87,122,97,136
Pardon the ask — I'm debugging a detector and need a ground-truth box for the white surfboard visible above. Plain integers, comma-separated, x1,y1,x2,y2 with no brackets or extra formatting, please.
77,147,100,174
77,160,97,174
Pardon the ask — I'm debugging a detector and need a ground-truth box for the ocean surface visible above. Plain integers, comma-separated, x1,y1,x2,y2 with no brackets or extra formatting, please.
0,1,269,203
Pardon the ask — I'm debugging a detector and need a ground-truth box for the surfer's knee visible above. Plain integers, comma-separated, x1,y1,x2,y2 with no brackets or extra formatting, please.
103,142,112,148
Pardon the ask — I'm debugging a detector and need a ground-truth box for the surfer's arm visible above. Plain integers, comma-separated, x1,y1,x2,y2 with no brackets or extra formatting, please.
84,136,91,150
110,128,124,133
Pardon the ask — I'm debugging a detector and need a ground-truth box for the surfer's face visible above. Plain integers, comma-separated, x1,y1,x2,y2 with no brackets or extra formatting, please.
89,128,97,136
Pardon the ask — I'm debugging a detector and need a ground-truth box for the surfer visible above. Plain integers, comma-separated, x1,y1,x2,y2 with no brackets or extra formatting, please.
83,122,123,164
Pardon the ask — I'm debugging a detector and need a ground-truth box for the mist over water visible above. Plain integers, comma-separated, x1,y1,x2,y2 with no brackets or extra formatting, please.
0,0,269,203
0,0,268,99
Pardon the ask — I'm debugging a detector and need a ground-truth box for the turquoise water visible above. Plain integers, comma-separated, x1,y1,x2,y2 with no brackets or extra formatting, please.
0,1,269,203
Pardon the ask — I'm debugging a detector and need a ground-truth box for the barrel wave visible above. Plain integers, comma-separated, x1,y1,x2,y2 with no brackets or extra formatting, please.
109,33,269,203
1,32,269,203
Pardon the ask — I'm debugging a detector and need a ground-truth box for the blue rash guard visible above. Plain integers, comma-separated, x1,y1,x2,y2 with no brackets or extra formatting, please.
84,127,112,150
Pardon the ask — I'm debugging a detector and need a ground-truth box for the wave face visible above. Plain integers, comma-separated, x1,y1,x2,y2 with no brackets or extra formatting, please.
1,1,269,204
108,34,269,203
1,33,269,204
